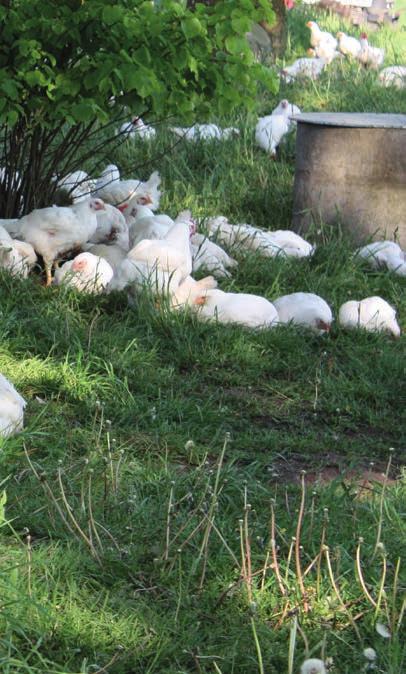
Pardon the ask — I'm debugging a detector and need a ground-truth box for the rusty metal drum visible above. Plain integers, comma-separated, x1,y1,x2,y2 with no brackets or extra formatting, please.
291,113,406,247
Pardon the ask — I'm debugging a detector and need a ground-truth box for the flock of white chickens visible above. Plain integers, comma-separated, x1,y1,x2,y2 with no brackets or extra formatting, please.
281,20,405,85
0,17,404,439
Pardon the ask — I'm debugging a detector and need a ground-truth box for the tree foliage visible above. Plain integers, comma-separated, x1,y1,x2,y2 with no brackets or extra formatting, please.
0,0,277,215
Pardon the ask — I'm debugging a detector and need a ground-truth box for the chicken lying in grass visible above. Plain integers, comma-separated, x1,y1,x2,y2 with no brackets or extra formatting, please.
273,292,333,333
182,288,279,328
0,373,26,438
338,296,400,337
119,117,156,141
126,205,175,248
281,57,326,83
356,241,406,276
169,124,239,142
190,233,238,278
84,243,127,275
88,203,129,250
207,216,315,258
0,225,37,277
54,252,114,294
378,66,406,89
95,171,161,219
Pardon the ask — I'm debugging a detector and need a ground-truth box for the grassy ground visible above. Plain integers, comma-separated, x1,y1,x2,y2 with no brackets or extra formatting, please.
0,7,405,674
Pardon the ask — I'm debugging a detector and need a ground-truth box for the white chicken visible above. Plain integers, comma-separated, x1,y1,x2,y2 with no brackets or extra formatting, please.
307,45,340,65
359,33,385,69
272,99,301,130
13,198,105,285
119,117,156,141
356,241,406,276
171,274,218,308
0,373,26,438
281,57,326,83
338,296,401,337
95,164,121,193
306,21,337,50
126,204,174,248
169,124,239,142
255,100,292,156
273,292,333,333
336,32,362,59
179,287,279,329
54,252,113,293
95,171,161,218
207,217,314,258
84,243,127,274
56,170,96,203
88,203,129,250
378,66,406,89
0,226,37,277
190,232,238,278
111,220,193,295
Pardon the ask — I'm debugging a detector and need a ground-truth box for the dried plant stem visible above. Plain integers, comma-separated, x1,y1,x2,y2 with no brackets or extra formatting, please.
373,449,393,559
270,502,286,596
250,617,265,674
285,538,295,585
24,445,75,536
391,558,401,633
324,545,361,640
198,434,228,589
88,470,103,551
164,484,174,561
355,539,377,608
57,468,100,562
295,472,309,612
26,532,32,598
244,504,253,604
287,616,298,674
316,509,329,596
260,549,270,592
374,553,387,619
396,596,405,634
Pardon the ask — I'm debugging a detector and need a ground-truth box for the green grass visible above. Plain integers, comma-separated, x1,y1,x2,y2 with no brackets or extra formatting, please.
0,8,406,673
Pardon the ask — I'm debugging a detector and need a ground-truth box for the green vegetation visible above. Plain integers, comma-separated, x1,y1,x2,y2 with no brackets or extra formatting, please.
0,6,405,673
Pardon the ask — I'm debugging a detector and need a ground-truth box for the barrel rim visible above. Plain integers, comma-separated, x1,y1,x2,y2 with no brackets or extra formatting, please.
291,112,406,129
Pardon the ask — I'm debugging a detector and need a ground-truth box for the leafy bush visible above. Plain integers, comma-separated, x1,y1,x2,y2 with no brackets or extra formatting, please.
0,0,277,216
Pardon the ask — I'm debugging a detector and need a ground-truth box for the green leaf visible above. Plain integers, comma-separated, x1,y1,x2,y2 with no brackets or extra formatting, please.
181,17,205,39
102,6,123,26
71,101,95,122
225,35,250,55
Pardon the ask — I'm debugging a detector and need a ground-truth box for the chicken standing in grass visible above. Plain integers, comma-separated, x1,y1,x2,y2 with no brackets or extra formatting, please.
306,21,337,51
272,99,301,130
12,198,105,285
0,373,26,438
338,297,401,337
255,99,292,156
359,33,385,69
336,31,362,59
